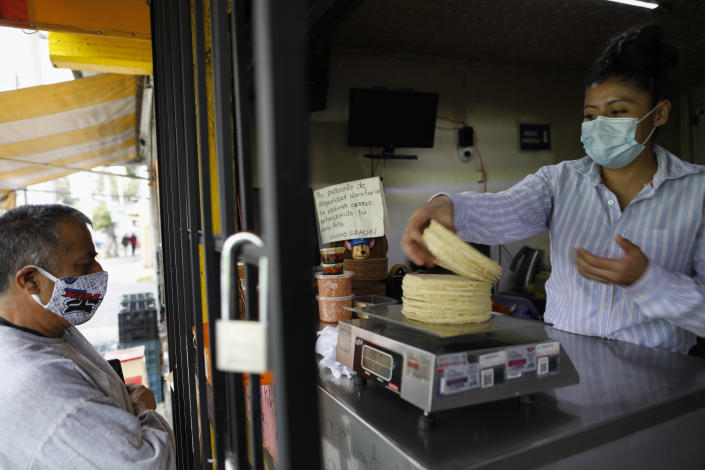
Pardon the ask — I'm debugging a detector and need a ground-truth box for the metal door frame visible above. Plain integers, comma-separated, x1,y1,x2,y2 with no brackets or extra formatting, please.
150,0,321,468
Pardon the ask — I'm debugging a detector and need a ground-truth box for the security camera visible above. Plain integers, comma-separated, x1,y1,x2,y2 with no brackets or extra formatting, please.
458,146,473,162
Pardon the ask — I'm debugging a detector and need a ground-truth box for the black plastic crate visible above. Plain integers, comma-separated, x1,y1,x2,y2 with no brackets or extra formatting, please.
118,309,158,343
120,293,156,313
120,292,156,303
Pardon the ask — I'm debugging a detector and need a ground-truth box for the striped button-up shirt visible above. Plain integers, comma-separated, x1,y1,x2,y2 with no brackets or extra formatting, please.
447,145,705,353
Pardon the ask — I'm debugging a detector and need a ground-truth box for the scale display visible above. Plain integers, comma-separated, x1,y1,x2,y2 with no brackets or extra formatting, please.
361,345,393,381
352,337,403,393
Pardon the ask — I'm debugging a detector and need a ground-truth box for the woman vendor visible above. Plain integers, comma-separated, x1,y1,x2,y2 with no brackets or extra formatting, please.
402,25,705,354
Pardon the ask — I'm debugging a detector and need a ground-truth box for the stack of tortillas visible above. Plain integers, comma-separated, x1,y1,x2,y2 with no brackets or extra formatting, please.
402,274,493,324
402,220,501,324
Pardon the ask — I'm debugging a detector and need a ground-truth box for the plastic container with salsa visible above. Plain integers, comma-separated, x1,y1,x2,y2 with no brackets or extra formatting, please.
320,262,344,275
316,294,354,322
319,246,345,264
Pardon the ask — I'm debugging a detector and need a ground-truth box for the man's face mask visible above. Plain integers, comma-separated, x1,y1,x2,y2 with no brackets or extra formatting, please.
28,265,108,326
580,104,660,169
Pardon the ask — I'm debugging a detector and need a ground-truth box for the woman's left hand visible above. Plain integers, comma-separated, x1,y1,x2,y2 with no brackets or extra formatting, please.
574,235,649,286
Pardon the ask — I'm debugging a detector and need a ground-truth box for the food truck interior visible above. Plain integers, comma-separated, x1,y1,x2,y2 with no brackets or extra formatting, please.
2,0,705,469
147,0,705,468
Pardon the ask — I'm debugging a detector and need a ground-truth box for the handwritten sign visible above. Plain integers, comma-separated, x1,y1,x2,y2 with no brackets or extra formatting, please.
314,177,389,244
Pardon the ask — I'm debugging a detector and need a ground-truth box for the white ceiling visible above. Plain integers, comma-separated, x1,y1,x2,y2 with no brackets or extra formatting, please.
329,0,705,85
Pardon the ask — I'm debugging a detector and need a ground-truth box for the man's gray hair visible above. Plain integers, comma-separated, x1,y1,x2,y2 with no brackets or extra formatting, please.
0,204,92,294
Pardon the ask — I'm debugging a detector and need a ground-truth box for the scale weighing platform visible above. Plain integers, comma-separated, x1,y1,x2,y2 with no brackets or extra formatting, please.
336,304,579,416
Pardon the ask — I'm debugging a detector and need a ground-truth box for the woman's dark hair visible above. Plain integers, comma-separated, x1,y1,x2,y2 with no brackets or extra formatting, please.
587,24,679,105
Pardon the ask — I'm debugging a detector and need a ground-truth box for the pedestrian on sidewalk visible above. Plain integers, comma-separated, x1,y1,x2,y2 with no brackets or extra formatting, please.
121,235,130,257
129,233,137,256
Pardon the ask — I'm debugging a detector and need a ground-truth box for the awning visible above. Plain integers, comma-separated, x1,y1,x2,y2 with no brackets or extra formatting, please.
0,0,150,39
0,73,138,196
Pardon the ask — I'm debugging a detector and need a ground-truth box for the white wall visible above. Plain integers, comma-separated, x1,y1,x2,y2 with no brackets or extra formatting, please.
310,50,584,284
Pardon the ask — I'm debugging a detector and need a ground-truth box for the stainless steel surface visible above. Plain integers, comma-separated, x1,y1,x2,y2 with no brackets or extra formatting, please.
319,380,424,470
336,306,578,412
320,325,705,469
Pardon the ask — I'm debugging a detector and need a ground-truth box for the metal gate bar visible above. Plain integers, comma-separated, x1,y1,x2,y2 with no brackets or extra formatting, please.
151,0,323,468
230,3,265,470
192,0,227,467
150,3,189,467
209,1,249,468
253,0,322,468
151,0,209,466
161,6,193,469
175,0,212,466
166,3,202,467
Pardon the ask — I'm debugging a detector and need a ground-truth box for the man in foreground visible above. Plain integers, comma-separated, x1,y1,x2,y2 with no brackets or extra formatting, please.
0,204,175,469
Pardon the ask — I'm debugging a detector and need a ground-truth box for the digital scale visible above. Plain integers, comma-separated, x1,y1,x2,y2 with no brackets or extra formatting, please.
336,304,579,417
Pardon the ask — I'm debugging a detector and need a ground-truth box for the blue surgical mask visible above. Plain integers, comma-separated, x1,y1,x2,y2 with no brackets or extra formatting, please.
580,105,659,169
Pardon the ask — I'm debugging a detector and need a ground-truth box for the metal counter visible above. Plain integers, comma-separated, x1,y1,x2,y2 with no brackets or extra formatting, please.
318,325,705,469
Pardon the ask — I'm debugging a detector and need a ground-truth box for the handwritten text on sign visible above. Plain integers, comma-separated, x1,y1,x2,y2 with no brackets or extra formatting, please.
314,177,388,244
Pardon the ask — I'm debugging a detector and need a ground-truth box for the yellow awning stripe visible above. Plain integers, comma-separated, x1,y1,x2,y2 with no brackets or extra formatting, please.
0,137,135,180
14,152,138,189
0,150,138,189
1,128,134,164
0,74,138,190
0,95,134,146
0,114,135,158
1,189,16,211
0,73,136,123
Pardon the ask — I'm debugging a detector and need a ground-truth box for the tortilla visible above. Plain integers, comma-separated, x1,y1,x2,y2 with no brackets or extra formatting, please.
422,220,502,282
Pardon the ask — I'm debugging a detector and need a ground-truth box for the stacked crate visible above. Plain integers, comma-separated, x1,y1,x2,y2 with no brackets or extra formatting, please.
344,257,388,296
118,293,163,403
118,309,158,344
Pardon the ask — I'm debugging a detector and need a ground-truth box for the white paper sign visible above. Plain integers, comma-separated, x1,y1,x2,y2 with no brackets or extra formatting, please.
313,177,389,244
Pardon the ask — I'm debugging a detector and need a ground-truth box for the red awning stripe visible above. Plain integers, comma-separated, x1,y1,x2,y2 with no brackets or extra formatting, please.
0,0,28,23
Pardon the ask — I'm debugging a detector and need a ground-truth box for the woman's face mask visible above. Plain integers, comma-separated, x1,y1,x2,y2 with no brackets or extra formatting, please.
580,104,659,169
28,265,108,326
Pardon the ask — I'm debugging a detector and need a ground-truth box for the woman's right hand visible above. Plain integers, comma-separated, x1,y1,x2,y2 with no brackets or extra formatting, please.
401,195,455,267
